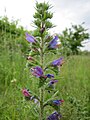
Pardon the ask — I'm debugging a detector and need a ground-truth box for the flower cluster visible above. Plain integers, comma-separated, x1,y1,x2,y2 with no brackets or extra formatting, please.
44,99,64,112
31,66,43,78
46,111,62,120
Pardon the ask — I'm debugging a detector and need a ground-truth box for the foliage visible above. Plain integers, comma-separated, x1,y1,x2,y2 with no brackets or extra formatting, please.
0,16,29,54
59,24,90,55
0,16,23,36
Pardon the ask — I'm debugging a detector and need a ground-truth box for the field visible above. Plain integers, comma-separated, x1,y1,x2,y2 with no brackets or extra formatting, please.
0,44,90,120
0,19,90,119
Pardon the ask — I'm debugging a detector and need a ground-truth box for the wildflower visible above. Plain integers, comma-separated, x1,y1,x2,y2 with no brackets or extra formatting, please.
53,100,64,106
48,36,61,49
46,111,61,120
46,99,64,107
49,79,58,85
51,57,64,67
25,32,36,43
22,88,31,97
45,74,54,78
31,66,43,78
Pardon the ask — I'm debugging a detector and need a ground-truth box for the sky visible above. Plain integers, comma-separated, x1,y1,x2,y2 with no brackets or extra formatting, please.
0,0,90,51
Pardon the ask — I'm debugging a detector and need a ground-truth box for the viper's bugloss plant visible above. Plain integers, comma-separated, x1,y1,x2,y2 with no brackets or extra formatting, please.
21,2,64,120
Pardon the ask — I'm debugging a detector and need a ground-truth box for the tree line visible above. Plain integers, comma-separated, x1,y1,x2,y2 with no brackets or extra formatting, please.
0,15,90,56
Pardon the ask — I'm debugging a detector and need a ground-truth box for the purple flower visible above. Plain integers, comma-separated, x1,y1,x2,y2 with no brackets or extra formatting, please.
48,36,60,49
49,79,58,85
51,57,64,67
53,100,64,106
46,111,61,120
25,32,35,43
46,74,54,78
31,66,43,78
47,99,64,107
22,88,31,97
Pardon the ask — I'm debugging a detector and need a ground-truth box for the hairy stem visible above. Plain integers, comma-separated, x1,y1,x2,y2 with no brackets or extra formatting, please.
40,35,44,120
40,88,44,120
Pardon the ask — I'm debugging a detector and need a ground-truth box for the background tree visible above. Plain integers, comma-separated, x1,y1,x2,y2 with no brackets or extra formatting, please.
0,16,30,54
59,23,90,55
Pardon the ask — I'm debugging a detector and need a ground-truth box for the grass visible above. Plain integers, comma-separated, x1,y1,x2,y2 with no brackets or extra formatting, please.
0,51,90,120
59,55,90,120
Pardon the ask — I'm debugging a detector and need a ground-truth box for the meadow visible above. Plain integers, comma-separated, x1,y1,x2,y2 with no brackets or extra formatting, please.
0,18,90,120
0,37,90,120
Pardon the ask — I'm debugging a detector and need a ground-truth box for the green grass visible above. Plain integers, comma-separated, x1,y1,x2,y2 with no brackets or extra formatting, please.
0,51,90,120
59,55,90,120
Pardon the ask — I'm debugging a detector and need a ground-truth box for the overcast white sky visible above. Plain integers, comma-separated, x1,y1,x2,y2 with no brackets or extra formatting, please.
0,0,90,51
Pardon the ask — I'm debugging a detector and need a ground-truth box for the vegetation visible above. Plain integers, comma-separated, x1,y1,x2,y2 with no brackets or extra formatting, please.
0,1,90,120
0,52,90,120
59,24,90,55
0,16,30,55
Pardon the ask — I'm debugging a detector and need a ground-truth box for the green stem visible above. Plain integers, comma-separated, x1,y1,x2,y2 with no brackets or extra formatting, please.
40,87,44,120
40,34,44,120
